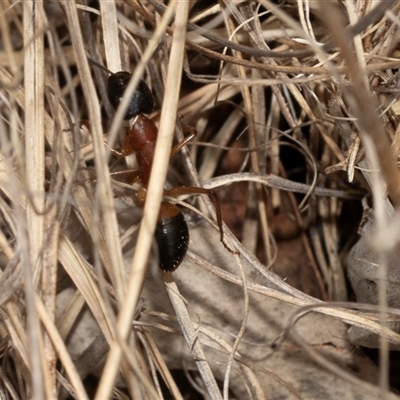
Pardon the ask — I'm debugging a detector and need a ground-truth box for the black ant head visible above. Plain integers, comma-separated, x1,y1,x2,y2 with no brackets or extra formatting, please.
107,71,155,120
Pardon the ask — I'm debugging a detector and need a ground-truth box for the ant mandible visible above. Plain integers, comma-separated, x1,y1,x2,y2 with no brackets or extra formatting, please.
90,59,236,272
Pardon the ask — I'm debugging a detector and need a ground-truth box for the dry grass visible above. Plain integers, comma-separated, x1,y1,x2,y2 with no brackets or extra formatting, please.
1,0,400,399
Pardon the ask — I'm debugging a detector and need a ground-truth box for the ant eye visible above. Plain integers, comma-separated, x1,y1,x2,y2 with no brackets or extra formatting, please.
107,71,155,119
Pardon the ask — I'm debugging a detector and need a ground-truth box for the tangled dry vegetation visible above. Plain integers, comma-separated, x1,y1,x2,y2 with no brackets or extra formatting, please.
2,0,400,399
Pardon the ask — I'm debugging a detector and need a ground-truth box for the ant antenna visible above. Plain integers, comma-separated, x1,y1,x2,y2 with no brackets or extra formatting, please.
87,57,113,75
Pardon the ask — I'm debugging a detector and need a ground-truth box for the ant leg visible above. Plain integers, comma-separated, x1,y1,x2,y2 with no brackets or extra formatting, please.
120,131,135,157
164,186,238,255
108,147,125,158
170,125,197,158
105,128,135,158
109,168,140,183
80,168,140,184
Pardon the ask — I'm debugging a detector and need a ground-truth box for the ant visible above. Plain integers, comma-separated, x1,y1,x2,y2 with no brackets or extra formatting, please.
89,59,236,272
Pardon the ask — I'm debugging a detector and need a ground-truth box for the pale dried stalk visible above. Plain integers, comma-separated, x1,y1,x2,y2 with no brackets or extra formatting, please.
0,147,111,396
56,291,86,341
230,9,272,266
95,2,180,397
100,1,121,73
318,2,398,394
23,2,48,398
140,330,185,400
286,303,398,400
36,297,89,400
203,173,361,200
187,251,400,346
63,1,126,302
195,323,293,400
164,278,223,400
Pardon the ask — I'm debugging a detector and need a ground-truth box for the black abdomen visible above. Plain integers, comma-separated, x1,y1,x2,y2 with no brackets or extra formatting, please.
155,205,189,272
